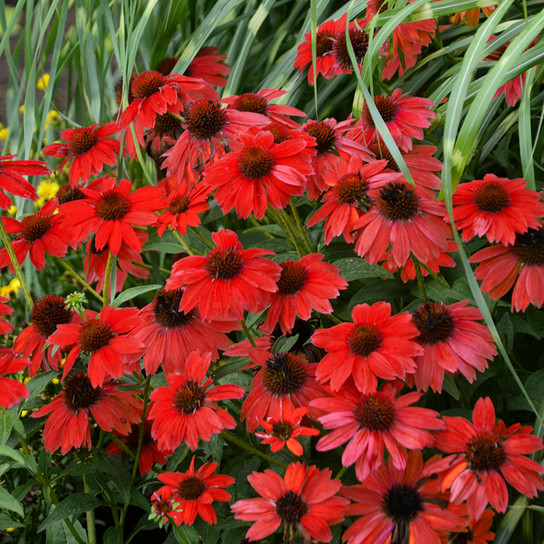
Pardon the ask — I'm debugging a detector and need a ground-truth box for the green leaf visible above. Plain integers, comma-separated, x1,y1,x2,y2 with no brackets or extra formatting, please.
333,258,392,281
0,486,23,516
272,334,299,353
103,526,123,544
0,445,26,465
39,493,102,532
0,410,16,446
111,284,161,307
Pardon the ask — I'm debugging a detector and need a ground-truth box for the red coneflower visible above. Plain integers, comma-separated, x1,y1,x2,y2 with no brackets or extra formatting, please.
156,456,235,526
452,174,544,245
0,349,29,408
428,397,544,520
350,89,436,152
353,179,451,268
48,307,144,386
59,177,165,255
166,229,281,322
202,127,314,219
148,351,245,451
14,295,74,376
0,198,70,271
31,373,142,454
313,301,422,393
261,253,347,334
469,226,544,311
133,288,237,375
450,6,496,27
331,16,370,76
410,301,497,392
0,296,13,335
42,122,120,186
240,350,328,432
232,462,349,542
313,382,443,481
342,450,461,544
0,154,49,210
255,403,320,456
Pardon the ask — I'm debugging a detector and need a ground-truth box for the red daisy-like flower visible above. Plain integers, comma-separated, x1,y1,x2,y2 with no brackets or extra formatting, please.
302,117,371,200
0,296,13,335
156,456,235,526
148,351,245,451
155,181,209,236
42,122,120,186
48,307,144,386
14,295,74,376
306,155,394,244
59,177,165,255
0,155,49,210
428,397,544,520
0,198,70,271
240,350,329,432
255,403,320,456
133,288,237,375
231,462,349,543
342,450,461,544
120,70,210,130
32,373,142,454
452,174,544,245
261,253,347,334
203,127,314,219
451,6,496,27
444,508,495,544
166,229,281,322
223,88,305,128
349,89,436,152
313,301,422,393
330,16,370,76
0,349,30,408
162,99,269,186
313,382,443,482
410,301,497,392
293,15,346,84
106,419,171,476
353,179,451,268
469,226,544,311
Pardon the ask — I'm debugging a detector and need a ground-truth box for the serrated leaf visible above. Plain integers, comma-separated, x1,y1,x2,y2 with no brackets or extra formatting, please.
39,493,102,532
111,284,161,307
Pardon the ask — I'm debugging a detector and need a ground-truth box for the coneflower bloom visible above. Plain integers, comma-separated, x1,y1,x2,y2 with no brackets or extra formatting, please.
342,451,461,544
202,127,314,219
148,351,245,451
313,382,443,481
350,89,436,152
0,154,49,210
0,296,13,335
353,179,451,268
452,174,544,245
428,397,544,520
331,16,369,76
255,403,320,456
450,6,496,27
469,226,544,311
162,99,269,186
232,462,349,542
155,181,209,236
222,88,305,128
59,177,165,255
445,508,495,544
0,198,70,271
261,253,347,334
31,373,142,454
42,122,120,186
166,229,281,322
133,288,237,375
0,349,30,408
14,295,74,376
48,307,144,386
240,350,328,432
313,301,422,393
156,456,235,526
306,156,394,244
410,301,497,392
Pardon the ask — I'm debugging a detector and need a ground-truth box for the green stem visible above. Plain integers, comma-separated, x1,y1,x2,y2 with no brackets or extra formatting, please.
130,260,171,275
56,258,104,304
241,319,257,348
108,432,135,458
412,255,428,302
83,473,97,544
334,465,348,480
221,429,287,469
0,218,33,309
171,228,196,256
102,251,115,306
190,226,214,250
267,208,305,257
417,259,449,288
289,198,314,254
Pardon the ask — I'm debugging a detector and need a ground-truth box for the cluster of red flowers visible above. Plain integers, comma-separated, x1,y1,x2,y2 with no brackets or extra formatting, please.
0,9,542,544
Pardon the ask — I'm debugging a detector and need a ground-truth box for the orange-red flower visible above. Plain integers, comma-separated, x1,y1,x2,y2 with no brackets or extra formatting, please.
0,349,29,408
0,296,13,335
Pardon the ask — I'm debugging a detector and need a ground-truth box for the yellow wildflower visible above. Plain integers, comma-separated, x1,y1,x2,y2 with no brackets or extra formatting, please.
37,74,50,91
0,278,21,297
